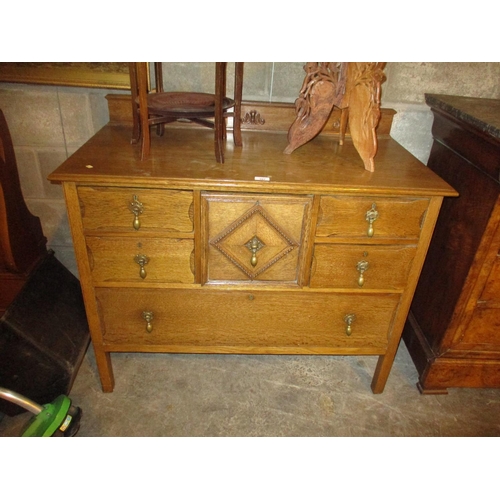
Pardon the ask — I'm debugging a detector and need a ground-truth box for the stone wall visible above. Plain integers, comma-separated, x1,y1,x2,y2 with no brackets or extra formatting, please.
1,62,499,275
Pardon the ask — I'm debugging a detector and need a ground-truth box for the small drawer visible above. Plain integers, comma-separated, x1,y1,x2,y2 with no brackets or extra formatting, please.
310,244,416,289
86,236,194,284
78,186,193,233
96,288,399,352
316,196,429,240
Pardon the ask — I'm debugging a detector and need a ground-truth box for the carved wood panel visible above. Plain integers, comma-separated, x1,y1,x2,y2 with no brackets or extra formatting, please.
202,193,312,284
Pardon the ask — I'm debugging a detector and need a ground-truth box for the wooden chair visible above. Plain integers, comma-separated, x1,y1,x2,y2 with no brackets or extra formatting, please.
129,62,244,162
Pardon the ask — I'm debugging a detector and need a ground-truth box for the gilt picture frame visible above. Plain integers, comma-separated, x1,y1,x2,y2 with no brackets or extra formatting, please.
0,62,130,89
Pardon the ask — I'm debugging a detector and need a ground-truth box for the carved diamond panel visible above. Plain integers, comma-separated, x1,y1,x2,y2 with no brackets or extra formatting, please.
210,203,298,279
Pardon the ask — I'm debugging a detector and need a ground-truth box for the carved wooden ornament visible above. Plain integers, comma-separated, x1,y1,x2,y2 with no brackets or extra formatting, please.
284,62,386,172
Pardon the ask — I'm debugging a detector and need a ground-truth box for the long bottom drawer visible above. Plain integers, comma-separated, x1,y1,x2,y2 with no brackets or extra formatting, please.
96,288,400,352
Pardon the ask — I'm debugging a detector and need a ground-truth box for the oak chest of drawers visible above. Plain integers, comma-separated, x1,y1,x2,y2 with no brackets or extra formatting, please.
49,124,456,393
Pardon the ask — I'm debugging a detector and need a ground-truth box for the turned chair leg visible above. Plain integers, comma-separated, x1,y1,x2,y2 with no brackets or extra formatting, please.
154,62,165,137
136,62,151,160
129,63,141,145
233,62,244,147
339,107,349,146
214,62,226,163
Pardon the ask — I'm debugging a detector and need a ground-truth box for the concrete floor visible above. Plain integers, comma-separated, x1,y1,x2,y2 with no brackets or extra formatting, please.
1,342,499,437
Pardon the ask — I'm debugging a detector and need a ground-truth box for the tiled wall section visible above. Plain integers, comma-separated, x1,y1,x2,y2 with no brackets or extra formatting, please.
1,62,499,276
155,62,306,102
0,84,118,274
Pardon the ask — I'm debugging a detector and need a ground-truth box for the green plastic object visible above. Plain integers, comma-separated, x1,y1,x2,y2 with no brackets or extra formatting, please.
22,394,72,437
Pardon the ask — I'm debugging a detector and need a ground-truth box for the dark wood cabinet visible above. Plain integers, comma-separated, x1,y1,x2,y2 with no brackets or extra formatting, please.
403,94,500,393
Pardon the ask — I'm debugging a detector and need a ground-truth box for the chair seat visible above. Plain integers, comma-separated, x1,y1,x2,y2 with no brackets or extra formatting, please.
138,92,235,118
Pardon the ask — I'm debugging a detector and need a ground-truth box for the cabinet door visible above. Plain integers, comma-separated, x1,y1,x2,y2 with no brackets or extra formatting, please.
478,251,500,306
457,308,500,351
202,193,313,285
447,219,500,354
453,221,500,358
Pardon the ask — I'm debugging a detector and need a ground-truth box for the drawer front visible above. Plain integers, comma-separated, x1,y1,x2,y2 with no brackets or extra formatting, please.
97,288,399,351
86,236,194,284
203,193,312,284
78,187,193,233
310,244,416,289
316,196,429,240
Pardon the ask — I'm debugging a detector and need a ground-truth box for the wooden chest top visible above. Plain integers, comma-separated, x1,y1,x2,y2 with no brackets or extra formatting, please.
49,124,456,198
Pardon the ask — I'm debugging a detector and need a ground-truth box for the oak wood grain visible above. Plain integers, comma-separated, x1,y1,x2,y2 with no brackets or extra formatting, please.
49,126,455,197
49,123,456,393
78,186,193,233
310,244,417,290
97,287,399,351
316,196,429,240
86,236,194,284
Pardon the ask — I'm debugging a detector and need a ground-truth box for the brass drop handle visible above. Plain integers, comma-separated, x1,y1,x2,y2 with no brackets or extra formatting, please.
365,203,379,237
142,311,154,333
134,254,149,279
250,243,257,267
244,236,264,268
344,313,356,336
250,237,259,267
356,260,369,287
129,195,144,230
